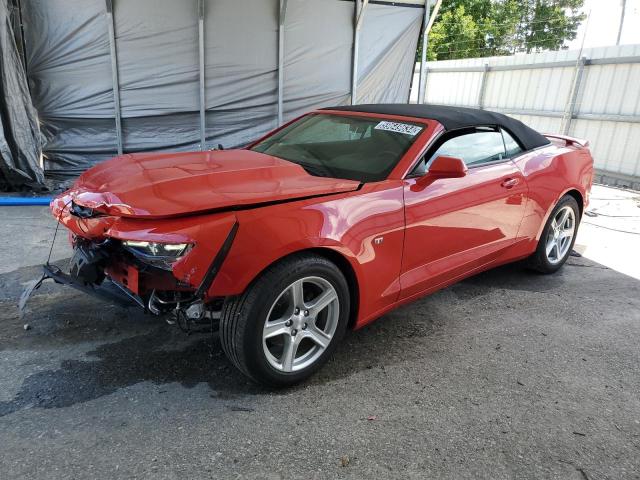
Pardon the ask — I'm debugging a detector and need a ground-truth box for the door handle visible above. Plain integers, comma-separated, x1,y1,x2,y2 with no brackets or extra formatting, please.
501,178,519,189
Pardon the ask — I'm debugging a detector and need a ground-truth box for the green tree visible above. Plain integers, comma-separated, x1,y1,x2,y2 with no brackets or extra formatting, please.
520,0,585,53
428,6,479,60
417,0,585,61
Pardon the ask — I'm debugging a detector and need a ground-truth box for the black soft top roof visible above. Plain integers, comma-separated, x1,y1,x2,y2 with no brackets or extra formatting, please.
323,103,550,151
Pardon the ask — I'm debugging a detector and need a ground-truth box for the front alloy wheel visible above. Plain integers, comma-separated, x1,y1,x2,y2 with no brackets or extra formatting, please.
263,277,339,372
220,254,349,387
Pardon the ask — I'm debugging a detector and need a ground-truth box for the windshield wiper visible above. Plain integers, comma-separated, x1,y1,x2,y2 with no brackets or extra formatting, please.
298,162,333,178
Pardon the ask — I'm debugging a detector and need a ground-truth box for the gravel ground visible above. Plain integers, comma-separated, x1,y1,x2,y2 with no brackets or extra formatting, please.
0,186,639,479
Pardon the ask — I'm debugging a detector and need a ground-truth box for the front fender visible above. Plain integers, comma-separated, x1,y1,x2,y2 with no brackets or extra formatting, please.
210,181,406,325
212,234,362,298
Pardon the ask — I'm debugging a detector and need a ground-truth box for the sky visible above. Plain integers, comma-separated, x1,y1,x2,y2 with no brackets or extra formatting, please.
568,0,640,49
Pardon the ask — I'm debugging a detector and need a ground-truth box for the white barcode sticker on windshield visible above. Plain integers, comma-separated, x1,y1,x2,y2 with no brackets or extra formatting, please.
374,121,422,136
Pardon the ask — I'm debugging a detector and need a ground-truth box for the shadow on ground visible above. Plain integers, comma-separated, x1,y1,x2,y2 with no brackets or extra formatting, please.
0,254,629,418
0,329,259,417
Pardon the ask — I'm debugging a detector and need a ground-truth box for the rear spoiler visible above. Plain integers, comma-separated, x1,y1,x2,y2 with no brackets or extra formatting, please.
543,133,590,149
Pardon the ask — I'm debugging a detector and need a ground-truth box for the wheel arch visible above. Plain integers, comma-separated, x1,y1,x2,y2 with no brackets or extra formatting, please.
564,188,584,217
305,247,360,329
223,246,361,330
535,187,584,242
527,188,582,273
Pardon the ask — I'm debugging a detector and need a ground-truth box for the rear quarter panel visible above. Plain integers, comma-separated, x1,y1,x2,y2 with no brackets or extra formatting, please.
512,144,593,255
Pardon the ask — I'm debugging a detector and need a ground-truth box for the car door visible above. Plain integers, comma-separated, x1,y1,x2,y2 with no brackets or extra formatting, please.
399,127,528,299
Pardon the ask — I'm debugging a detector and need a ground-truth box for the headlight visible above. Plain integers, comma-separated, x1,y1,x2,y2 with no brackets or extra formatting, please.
122,240,192,269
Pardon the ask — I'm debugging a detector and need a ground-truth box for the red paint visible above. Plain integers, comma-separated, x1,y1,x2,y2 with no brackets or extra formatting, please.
51,110,593,328
422,155,468,179
65,150,359,218
401,160,528,300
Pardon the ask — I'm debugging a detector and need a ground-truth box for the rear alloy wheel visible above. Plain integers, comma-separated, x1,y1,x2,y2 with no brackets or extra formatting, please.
527,195,580,273
220,254,349,387
545,206,576,265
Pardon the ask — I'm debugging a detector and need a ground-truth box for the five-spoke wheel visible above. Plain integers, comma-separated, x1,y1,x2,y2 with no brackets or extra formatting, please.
220,254,349,387
545,205,576,265
262,277,339,372
528,194,580,273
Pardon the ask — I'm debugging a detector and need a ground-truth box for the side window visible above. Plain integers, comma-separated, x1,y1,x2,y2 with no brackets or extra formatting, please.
501,129,523,158
412,129,506,176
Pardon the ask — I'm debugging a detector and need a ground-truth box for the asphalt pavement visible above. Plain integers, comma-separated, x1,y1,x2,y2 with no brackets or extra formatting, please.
0,185,639,479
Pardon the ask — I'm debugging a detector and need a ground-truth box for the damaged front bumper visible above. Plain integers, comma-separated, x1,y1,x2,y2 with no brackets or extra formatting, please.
20,220,238,326
42,263,146,309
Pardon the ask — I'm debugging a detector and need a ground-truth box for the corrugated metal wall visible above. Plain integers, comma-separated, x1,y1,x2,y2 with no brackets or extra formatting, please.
410,45,640,186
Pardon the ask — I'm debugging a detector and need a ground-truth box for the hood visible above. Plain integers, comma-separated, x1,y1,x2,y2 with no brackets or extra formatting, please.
65,150,360,218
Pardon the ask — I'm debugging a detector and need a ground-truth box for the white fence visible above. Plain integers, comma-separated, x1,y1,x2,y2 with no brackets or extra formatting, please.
410,44,640,189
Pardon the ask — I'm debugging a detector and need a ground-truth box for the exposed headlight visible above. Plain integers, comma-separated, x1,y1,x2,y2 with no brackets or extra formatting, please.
122,240,192,269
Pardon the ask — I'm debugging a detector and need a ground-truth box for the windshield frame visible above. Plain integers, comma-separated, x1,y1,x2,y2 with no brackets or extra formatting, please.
247,110,436,183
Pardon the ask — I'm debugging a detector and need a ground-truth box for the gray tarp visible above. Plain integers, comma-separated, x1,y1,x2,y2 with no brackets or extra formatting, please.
0,0,43,187
20,0,423,178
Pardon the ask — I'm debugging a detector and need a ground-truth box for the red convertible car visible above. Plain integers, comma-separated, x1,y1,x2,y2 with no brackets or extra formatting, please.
42,104,593,386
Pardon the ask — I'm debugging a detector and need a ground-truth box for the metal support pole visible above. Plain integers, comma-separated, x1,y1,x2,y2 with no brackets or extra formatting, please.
477,63,489,109
351,0,369,105
277,0,288,126
198,0,206,150
417,2,431,104
105,0,123,155
563,56,587,135
617,0,627,46
13,0,28,73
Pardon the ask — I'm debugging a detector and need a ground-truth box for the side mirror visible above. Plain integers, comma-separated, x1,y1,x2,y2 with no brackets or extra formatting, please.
412,156,467,192
428,155,468,178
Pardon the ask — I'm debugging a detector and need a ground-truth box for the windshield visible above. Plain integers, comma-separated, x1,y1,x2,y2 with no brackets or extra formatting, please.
251,113,424,182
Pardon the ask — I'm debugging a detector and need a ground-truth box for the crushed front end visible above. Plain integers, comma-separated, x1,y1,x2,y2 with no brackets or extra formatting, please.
31,192,239,327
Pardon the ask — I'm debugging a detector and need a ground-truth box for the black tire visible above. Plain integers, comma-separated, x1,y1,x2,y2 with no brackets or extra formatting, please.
527,194,580,274
220,253,350,387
